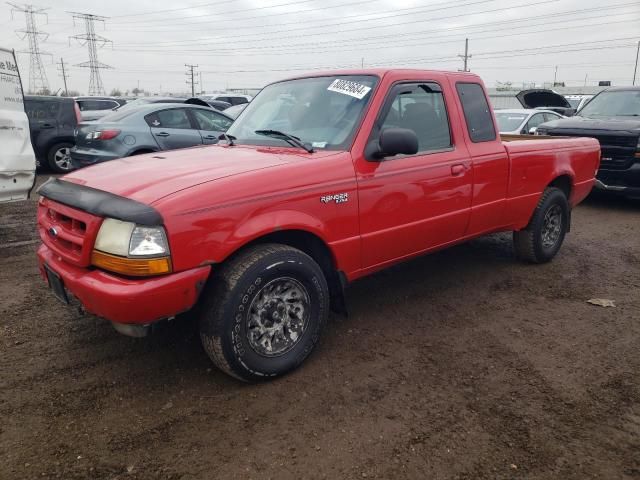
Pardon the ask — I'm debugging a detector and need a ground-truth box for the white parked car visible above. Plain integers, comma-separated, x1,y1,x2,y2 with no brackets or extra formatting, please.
0,47,36,202
564,94,594,112
200,93,252,106
494,109,564,135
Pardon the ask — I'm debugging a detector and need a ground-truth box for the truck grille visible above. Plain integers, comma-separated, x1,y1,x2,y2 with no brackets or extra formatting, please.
37,198,103,267
547,132,637,170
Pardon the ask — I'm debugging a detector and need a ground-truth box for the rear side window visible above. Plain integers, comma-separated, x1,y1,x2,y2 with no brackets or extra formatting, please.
145,108,192,129
456,83,496,142
25,100,60,120
230,97,248,105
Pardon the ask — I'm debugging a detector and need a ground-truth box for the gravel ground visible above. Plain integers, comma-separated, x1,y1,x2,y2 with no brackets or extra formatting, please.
1,176,639,480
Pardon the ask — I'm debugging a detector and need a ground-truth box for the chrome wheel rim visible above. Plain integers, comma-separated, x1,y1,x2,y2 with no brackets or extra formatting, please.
54,147,72,171
246,277,310,357
541,204,562,249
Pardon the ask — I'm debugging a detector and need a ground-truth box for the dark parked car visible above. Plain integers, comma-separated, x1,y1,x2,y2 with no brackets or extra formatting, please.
537,87,640,199
24,95,80,173
205,99,232,111
70,103,234,168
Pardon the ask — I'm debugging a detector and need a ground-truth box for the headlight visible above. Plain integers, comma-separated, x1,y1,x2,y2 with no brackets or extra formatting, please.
92,218,171,276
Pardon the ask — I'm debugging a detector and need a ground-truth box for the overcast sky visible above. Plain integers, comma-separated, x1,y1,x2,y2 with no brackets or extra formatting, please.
0,0,638,95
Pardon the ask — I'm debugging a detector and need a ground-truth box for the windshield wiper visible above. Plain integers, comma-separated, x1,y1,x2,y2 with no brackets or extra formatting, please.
254,129,314,153
218,133,236,146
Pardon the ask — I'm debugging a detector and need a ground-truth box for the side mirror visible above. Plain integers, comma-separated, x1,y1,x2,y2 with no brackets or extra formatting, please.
367,128,419,160
528,127,537,134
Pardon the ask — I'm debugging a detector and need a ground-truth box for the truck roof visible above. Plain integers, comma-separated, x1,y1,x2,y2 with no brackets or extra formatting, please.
279,68,482,82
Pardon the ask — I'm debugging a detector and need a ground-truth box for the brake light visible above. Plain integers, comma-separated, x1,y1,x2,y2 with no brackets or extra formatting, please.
86,129,121,140
73,102,82,124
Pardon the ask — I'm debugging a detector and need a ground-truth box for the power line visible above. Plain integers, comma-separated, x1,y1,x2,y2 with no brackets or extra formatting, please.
8,2,51,94
69,12,112,95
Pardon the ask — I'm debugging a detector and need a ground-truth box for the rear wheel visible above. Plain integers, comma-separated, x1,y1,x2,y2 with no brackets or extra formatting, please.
47,142,74,173
199,244,329,382
513,187,569,263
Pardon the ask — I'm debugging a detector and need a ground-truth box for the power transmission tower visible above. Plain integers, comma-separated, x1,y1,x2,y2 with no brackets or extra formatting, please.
8,3,51,94
458,38,471,72
57,57,69,96
185,64,198,97
69,12,112,96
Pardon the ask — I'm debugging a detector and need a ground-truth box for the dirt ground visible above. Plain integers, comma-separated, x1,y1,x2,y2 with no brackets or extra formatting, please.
1,176,639,480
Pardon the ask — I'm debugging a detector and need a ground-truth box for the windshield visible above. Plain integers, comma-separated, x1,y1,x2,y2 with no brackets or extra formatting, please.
226,75,378,150
578,90,640,117
495,112,527,131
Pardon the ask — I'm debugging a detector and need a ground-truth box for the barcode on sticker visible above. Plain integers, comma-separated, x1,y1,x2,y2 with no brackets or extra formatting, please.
327,79,371,99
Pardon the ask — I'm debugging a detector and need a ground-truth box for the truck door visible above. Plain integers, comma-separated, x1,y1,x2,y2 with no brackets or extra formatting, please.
145,107,203,150
354,81,473,269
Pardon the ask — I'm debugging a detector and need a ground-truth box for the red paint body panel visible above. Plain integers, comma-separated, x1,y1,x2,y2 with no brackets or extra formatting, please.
37,245,210,324
36,69,600,325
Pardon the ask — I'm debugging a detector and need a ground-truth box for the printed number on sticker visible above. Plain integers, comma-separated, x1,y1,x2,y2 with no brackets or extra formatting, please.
327,79,371,99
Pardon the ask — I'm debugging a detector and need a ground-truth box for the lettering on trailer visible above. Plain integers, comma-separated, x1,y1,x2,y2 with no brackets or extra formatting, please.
327,79,371,100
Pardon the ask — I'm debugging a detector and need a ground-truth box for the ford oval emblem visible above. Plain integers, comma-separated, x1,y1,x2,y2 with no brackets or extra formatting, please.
49,226,58,237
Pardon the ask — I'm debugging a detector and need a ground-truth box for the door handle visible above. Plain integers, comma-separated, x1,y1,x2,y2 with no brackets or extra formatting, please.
451,164,466,176
203,135,218,140
40,123,54,129
155,132,170,137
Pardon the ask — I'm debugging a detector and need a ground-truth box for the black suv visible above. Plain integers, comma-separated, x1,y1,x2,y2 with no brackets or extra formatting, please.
24,96,80,173
537,87,640,199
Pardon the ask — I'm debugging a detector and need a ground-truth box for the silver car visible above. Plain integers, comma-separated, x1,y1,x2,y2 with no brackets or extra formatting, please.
70,103,233,168
494,108,564,135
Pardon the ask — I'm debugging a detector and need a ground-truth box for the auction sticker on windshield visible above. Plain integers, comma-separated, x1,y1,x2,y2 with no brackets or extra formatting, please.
327,79,371,99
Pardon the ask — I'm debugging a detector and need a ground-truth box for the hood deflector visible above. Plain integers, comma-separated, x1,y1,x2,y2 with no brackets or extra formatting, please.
38,178,163,226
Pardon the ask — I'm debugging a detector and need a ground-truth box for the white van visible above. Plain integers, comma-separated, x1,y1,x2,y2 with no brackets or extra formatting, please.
0,47,36,203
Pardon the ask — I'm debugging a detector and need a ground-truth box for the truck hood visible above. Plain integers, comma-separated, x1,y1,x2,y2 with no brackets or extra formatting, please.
63,145,336,205
539,115,640,134
516,89,572,109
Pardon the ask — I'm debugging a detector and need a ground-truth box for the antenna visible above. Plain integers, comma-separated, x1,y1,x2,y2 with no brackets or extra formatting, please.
8,2,51,94
69,12,112,95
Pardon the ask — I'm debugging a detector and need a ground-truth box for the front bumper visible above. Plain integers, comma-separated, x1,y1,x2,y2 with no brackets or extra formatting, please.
70,147,121,168
37,244,211,325
595,163,640,197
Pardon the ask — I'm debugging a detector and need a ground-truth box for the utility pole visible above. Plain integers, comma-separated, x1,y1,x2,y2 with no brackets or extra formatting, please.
361,57,364,68
199,71,203,94
8,3,51,94
553,65,558,85
458,38,471,72
69,12,112,96
185,64,198,97
633,40,639,86
57,57,68,96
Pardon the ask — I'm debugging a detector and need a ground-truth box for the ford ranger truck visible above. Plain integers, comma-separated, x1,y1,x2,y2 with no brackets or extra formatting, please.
36,70,600,382
536,87,640,199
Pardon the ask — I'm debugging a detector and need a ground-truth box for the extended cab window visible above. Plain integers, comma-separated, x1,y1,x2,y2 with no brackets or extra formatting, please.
145,108,192,129
456,83,496,142
377,83,451,153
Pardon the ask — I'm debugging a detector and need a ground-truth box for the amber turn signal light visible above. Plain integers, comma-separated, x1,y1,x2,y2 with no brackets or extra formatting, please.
91,250,172,276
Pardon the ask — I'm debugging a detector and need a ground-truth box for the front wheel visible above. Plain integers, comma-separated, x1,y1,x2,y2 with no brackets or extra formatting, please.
47,142,75,173
513,187,569,263
199,244,329,382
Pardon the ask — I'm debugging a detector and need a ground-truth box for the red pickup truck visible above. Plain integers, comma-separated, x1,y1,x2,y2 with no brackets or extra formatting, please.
36,69,600,381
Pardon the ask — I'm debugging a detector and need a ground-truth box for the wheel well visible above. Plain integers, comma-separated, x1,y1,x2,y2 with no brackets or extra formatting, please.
548,175,572,199
234,230,347,314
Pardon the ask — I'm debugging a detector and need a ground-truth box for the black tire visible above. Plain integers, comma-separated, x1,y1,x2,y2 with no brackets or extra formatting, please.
513,187,569,263
47,142,75,173
199,244,329,382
